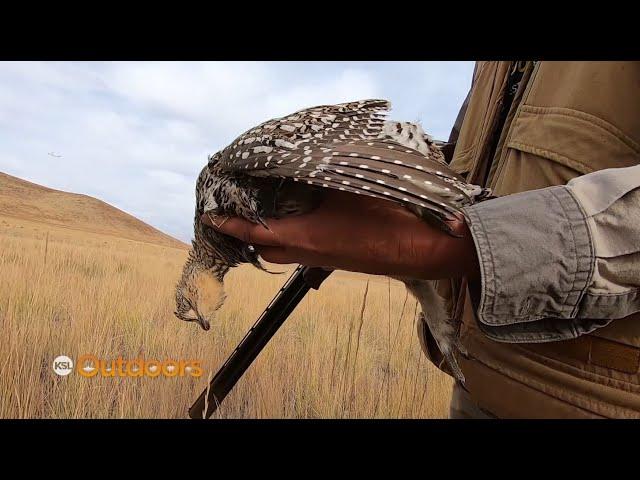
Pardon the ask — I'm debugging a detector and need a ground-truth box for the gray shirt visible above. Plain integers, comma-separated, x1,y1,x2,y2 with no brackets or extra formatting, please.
462,164,640,343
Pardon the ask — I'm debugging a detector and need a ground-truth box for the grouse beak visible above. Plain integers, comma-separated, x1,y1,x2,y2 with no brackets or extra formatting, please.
196,315,210,331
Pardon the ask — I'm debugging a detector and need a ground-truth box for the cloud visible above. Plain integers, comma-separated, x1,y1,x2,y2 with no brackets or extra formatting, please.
0,61,473,242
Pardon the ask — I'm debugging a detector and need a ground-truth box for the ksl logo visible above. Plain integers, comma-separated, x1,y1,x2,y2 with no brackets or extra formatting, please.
53,355,74,376
51,354,203,378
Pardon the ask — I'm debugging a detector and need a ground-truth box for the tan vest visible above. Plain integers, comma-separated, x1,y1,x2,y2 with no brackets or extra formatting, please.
437,61,640,418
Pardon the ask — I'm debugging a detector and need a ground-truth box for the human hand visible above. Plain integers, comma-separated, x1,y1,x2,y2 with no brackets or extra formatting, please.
202,191,480,281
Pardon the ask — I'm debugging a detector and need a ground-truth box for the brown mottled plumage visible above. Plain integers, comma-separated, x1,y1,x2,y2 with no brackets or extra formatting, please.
175,99,490,382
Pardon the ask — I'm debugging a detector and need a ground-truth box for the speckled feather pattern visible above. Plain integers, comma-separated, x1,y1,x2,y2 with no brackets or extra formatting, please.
199,99,489,231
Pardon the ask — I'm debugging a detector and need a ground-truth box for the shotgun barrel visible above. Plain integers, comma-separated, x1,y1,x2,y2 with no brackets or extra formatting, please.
188,265,332,419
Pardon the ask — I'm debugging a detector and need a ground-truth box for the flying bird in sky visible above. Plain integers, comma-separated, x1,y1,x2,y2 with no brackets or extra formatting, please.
175,99,490,381
48,152,62,158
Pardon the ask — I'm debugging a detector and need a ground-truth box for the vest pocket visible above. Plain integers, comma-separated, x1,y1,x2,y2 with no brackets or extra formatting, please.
506,105,640,176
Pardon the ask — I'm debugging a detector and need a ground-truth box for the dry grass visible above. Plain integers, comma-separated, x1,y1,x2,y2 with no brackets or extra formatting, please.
0,215,452,419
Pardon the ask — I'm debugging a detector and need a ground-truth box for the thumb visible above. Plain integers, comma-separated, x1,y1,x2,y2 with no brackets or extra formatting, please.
201,213,283,247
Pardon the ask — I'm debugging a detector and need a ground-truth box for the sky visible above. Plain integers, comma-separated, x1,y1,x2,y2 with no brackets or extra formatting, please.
0,61,474,242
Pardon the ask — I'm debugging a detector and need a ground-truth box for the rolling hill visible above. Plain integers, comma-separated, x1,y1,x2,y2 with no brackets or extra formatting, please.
0,171,187,249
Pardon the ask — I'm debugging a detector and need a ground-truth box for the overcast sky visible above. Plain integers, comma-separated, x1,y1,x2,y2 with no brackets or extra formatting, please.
0,62,474,242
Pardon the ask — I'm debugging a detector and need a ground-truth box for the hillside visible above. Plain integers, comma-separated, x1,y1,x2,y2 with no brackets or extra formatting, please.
0,171,187,249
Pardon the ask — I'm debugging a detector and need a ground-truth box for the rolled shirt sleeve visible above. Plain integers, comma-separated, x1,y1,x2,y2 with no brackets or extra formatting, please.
461,164,640,343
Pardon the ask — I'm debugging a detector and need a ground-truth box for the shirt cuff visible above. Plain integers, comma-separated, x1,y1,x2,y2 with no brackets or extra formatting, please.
461,185,595,335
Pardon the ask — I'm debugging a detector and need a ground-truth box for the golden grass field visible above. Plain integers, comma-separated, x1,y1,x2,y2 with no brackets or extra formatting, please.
0,211,453,419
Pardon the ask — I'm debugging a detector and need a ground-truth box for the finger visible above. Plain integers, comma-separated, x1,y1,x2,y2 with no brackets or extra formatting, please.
201,213,283,247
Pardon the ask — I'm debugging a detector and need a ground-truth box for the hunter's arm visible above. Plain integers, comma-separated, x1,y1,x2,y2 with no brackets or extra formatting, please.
463,164,640,342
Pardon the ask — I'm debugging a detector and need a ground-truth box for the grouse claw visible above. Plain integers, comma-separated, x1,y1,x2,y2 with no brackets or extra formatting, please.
257,216,272,231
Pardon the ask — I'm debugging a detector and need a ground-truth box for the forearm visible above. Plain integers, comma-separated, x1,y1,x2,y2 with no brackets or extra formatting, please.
462,164,640,343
